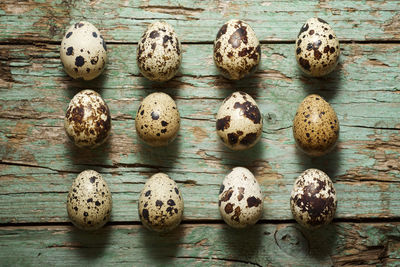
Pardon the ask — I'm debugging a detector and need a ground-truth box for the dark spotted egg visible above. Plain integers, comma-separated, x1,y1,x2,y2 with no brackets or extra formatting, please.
67,170,112,231
138,173,184,232
293,94,339,156
295,17,340,77
290,168,337,229
135,92,180,147
216,91,263,150
214,19,261,80
137,21,182,82
65,90,111,149
219,167,263,228
60,21,107,80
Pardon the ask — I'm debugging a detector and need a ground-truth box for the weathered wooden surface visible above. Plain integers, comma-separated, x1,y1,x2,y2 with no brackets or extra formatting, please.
1,223,400,266
1,0,400,265
0,0,400,43
1,43,399,223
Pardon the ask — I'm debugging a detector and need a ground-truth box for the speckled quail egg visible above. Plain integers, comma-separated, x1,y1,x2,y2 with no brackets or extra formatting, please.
293,94,339,156
216,91,263,150
138,173,184,232
214,19,261,80
60,21,107,80
295,17,340,77
137,21,182,82
290,168,337,229
65,90,111,149
218,167,263,228
135,92,180,147
67,170,112,231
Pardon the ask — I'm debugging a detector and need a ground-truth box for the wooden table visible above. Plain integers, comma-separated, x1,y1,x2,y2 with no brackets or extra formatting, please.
1,1,400,266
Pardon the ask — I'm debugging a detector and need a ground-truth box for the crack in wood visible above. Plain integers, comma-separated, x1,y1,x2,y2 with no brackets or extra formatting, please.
262,126,292,134
170,256,263,266
0,160,79,174
336,177,400,184
80,162,166,170
342,124,400,131
141,5,204,13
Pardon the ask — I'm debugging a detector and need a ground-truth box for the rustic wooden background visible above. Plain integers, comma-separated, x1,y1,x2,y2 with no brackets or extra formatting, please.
1,0,400,266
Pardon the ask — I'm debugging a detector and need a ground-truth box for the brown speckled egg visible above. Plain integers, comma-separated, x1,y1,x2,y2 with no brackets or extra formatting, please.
137,21,182,82
219,167,263,228
135,92,180,147
65,90,111,149
216,91,263,150
214,19,261,80
67,170,112,231
138,173,184,232
295,17,340,77
293,94,339,156
290,168,337,229
60,21,107,80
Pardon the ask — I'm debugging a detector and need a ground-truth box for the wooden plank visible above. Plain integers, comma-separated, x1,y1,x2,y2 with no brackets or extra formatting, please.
1,42,399,223
0,0,400,43
0,223,399,266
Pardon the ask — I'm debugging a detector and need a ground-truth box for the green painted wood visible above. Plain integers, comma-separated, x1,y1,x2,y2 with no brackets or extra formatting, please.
0,223,399,266
0,0,400,43
1,1,400,265
1,43,399,223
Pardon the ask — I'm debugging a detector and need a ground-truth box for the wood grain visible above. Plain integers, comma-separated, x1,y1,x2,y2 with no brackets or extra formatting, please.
1,1,400,265
0,223,399,266
0,0,399,43
1,43,399,223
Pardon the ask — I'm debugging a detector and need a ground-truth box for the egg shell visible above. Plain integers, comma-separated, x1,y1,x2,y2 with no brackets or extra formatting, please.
214,19,261,80
290,168,337,229
65,90,112,149
295,17,340,77
67,170,112,231
138,173,184,232
293,94,339,157
219,167,263,228
137,21,182,82
135,92,180,147
216,91,263,150
60,21,107,80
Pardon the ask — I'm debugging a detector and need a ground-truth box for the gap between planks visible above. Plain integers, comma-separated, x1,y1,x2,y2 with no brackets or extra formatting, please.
2,39,400,46
1,217,400,228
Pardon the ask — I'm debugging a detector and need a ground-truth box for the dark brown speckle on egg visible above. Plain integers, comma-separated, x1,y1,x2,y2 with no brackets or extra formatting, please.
216,92,263,150
293,94,339,157
60,21,108,80
135,92,180,147
137,21,182,82
138,173,184,232
295,17,340,77
213,19,260,80
64,90,111,149
290,168,337,229
66,170,112,231
219,167,263,228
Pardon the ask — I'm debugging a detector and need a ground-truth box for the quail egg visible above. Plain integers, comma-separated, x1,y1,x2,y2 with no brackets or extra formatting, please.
60,21,107,80
65,90,111,149
293,94,339,156
218,167,263,228
216,91,262,150
138,173,184,232
135,92,180,147
295,17,340,77
214,19,261,80
290,168,337,229
137,21,182,82
67,170,112,231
